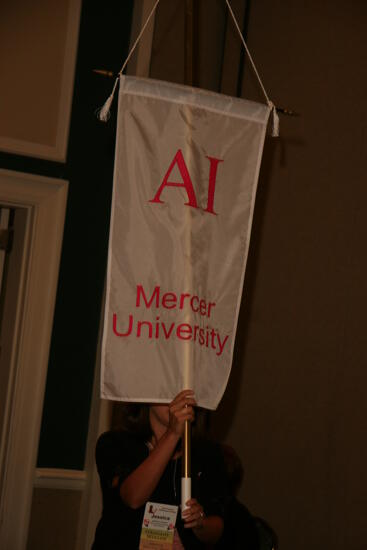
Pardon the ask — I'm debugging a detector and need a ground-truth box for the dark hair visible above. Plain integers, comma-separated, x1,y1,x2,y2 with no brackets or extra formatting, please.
111,402,211,442
111,402,153,441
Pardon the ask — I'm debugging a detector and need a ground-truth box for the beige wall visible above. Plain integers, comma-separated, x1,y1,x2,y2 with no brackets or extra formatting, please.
0,0,80,160
0,0,68,145
150,0,232,90
211,1,367,549
152,1,367,549
27,488,81,550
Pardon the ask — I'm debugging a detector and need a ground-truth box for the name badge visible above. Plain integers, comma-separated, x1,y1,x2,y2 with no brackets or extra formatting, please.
139,501,178,549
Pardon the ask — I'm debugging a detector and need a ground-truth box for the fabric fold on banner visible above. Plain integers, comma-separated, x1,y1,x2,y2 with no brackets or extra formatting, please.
101,75,270,410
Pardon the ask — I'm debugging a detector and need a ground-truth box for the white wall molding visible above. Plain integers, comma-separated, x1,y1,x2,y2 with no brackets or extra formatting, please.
0,169,68,550
34,469,87,492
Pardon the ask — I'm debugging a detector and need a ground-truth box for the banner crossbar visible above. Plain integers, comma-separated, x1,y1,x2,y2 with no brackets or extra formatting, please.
97,0,279,135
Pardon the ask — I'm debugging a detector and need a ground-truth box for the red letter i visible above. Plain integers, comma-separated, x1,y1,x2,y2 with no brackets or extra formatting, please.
203,156,223,215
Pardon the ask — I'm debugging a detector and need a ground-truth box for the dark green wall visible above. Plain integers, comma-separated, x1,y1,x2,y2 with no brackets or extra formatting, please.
37,0,135,470
0,0,134,470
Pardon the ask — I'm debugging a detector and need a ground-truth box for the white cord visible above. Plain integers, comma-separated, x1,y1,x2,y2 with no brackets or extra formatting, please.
98,0,279,135
225,0,269,104
225,0,279,135
118,0,161,76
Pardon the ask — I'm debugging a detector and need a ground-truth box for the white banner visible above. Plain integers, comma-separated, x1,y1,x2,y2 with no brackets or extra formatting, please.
101,76,270,410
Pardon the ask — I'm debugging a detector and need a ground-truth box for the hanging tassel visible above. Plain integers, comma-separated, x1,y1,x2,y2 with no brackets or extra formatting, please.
97,93,113,122
97,77,119,122
269,101,280,137
96,0,161,122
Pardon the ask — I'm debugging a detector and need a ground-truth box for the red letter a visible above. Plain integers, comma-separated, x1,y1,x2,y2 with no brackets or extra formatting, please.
149,149,198,208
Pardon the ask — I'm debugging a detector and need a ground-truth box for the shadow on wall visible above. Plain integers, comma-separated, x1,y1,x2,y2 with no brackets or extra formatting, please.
210,134,282,440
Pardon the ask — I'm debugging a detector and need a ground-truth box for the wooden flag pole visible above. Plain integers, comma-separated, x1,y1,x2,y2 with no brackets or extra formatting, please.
181,0,195,514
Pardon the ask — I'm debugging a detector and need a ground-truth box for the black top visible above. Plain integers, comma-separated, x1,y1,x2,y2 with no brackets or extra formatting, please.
92,430,228,549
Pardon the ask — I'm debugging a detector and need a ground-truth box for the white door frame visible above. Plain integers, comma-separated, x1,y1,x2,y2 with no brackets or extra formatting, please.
0,169,68,549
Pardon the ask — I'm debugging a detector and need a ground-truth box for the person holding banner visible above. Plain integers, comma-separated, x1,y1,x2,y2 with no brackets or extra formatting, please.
92,390,228,549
